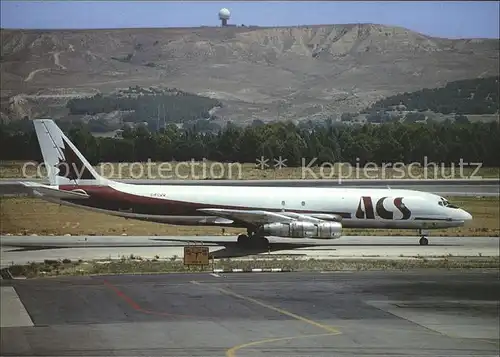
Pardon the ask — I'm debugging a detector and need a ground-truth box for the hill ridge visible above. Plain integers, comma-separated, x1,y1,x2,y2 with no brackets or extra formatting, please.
1,23,498,122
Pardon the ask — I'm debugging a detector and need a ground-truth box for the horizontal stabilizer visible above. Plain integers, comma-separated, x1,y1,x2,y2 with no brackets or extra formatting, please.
20,182,89,199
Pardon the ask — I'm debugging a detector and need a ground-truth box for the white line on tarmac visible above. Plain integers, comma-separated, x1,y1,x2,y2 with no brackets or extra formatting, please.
0,287,34,327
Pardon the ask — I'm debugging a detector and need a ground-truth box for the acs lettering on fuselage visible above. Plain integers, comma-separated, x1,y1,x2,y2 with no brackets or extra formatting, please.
355,196,411,220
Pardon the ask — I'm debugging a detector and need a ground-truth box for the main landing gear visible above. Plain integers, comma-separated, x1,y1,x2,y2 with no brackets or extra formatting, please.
237,230,270,249
418,229,429,245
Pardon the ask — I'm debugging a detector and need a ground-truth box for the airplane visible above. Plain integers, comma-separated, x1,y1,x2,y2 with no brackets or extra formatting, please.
20,119,473,247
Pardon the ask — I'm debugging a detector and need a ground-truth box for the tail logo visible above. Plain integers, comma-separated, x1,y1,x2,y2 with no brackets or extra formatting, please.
55,137,95,181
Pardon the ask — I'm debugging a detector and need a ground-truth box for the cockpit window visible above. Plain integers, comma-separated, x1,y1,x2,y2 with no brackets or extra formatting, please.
439,197,459,209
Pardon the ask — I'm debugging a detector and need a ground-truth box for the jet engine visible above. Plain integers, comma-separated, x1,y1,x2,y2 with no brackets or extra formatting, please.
259,221,342,239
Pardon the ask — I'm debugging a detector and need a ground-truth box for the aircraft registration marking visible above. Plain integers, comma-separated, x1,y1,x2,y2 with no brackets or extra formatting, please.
151,193,167,198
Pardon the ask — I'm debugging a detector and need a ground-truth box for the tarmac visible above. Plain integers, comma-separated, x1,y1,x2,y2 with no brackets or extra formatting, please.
1,271,499,356
1,235,499,268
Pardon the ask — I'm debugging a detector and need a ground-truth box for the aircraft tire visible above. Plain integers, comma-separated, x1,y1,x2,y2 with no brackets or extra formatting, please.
250,235,269,249
237,234,250,245
419,237,429,245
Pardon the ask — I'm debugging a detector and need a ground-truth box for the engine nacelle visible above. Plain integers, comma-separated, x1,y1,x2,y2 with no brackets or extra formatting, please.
259,221,342,239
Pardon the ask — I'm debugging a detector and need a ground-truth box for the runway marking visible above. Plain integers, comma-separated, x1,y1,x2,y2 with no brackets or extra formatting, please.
190,280,340,333
102,279,199,319
225,332,340,357
366,300,500,345
0,287,34,327
190,280,342,356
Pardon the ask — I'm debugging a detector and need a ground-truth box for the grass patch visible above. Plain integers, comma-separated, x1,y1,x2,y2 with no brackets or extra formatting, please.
1,196,498,237
1,160,498,180
4,256,499,279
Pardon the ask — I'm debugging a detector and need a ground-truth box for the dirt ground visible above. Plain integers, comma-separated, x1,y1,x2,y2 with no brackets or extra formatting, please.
2,25,498,121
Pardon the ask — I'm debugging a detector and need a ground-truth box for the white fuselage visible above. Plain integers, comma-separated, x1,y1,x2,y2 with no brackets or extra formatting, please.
50,180,473,231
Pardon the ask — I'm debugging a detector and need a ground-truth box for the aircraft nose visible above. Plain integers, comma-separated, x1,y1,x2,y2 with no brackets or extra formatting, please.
458,209,473,221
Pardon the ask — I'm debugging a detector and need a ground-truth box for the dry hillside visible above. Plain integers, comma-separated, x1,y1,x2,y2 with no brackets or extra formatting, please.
1,24,499,122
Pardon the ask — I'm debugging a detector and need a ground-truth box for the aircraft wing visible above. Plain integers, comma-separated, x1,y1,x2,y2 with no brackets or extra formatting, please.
197,208,297,227
196,208,327,228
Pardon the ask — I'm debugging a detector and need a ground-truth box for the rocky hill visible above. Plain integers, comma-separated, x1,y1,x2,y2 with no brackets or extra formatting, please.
1,24,498,123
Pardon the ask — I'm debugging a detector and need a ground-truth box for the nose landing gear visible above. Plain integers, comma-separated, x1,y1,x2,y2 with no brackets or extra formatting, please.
419,236,429,245
418,229,429,245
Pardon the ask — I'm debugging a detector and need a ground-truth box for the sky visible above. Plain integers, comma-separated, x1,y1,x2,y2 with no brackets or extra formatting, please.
1,1,499,39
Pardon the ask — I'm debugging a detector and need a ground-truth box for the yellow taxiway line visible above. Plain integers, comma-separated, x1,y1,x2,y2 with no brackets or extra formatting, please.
190,280,342,357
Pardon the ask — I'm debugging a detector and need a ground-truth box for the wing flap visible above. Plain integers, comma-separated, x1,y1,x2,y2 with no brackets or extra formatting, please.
197,208,295,226
280,212,324,222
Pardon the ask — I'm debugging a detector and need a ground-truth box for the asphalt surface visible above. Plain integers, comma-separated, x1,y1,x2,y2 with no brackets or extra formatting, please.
1,271,499,356
1,236,499,267
1,178,499,197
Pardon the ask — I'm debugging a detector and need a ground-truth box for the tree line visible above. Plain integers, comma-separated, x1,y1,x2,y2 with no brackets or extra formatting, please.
363,76,499,115
66,86,222,129
1,119,498,167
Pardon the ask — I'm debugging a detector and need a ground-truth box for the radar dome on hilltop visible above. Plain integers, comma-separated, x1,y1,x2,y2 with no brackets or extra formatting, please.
218,8,230,26
218,8,230,20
